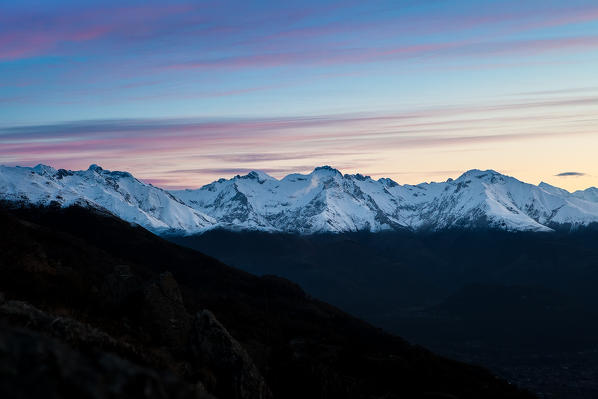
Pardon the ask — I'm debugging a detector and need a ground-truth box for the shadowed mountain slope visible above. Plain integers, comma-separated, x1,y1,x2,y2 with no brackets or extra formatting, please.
0,204,533,399
169,228,598,397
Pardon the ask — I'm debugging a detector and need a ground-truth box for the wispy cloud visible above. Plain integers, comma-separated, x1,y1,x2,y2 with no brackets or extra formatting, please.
164,167,306,176
556,171,586,177
2,93,597,141
2,89,597,188
512,86,598,96
162,34,598,71
2,1,598,191
0,3,195,60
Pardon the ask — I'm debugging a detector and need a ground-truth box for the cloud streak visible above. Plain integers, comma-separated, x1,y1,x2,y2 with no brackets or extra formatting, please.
2,1,598,191
0,3,196,60
556,172,586,177
162,34,598,71
2,89,597,188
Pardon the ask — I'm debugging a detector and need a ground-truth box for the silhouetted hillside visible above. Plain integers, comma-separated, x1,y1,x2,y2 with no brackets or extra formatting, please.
169,228,598,397
0,205,533,399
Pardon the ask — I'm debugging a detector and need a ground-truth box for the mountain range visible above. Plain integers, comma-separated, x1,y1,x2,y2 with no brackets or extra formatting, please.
2,163,598,234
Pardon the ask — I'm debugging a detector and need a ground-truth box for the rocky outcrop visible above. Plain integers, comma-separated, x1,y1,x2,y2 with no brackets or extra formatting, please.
0,294,213,399
0,283,272,399
141,272,272,398
193,310,272,399
0,322,208,399
143,272,193,350
1,298,128,351
100,264,143,308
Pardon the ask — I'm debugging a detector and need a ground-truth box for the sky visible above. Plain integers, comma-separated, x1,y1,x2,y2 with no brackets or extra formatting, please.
1,0,598,191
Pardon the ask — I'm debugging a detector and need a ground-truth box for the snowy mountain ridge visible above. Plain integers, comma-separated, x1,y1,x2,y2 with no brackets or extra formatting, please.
0,164,214,234
2,164,598,234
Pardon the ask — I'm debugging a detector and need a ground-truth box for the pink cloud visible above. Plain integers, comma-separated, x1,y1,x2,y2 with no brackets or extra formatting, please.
2,93,596,160
239,3,598,55
162,33,598,71
2,119,594,189
0,3,195,60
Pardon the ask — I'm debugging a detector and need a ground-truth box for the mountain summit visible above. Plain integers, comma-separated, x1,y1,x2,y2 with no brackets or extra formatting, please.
0,164,214,234
172,166,598,233
2,164,598,234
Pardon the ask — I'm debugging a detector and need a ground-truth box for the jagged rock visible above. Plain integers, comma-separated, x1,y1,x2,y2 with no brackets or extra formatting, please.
0,322,208,399
143,272,192,349
195,381,218,399
0,299,148,363
100,264,143,307
159,271,185,304
0,286,267,399
193,310,272,399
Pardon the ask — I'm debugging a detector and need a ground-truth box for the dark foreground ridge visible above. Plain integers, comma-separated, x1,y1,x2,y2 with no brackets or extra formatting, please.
0,204,533,399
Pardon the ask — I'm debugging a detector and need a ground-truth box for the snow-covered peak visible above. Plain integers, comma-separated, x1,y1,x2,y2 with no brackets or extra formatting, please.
236,170,276,183
2,164,598,234
88,163,103,172
85,164,134,179
377,177,399,187
32,164,57,176
311,165,342,177
0,164,215,234
538,181,570,196
456,169,505,181
172,167,598,233
573,187,598,202
346,173,373,182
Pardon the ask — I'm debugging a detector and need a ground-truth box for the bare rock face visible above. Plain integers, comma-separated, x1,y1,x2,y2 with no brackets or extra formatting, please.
143,272,193,350
0,323,207,399
193,310,272,399
139,272,273,399
100,264,143,308
1,299,124,350
0,294,211,399
0,283,271,399
159,271,185,303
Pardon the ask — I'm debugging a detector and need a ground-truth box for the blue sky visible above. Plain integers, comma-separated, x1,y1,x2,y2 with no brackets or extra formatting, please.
1,0,598,189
